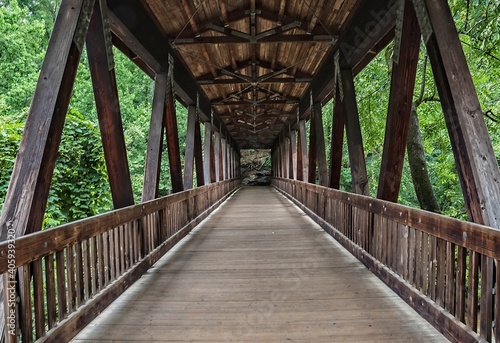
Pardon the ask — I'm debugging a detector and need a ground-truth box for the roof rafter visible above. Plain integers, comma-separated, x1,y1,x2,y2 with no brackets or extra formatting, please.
195,58,313,83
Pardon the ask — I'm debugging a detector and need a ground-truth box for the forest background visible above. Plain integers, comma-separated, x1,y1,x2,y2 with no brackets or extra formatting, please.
0,0,499,228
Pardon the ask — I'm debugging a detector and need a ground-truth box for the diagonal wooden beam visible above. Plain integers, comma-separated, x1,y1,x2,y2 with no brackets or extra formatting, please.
313,103,328,186
87,0,134,208
0,0,92,240
164,77,184,193
0,0,93,337
194,118,205,187
377,1,421,202
183,106,197,190
329,88,346,189
341,68,369,196
142,73,167,202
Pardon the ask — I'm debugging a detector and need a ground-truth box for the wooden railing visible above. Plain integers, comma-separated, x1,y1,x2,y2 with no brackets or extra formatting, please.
273,178,499,343
0,179,240,343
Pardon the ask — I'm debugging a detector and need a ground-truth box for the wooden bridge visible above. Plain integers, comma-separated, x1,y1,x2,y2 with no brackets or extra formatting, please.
1,0,500,342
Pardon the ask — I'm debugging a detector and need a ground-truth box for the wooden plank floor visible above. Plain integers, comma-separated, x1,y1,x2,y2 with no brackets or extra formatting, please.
72,186,448,342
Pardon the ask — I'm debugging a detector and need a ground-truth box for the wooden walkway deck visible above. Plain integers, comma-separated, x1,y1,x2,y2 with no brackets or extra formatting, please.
72,186,448,342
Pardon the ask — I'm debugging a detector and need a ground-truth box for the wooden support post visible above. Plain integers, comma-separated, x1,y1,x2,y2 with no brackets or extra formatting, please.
203,123,212,185
183,105,197,190
284,135,290,179
308,117,317,184
227,143,232,180
142,73,167,201
298,119,308,181
219,137,224,181
377,1,421,202
313,102,328,186
164,72,183,193
214,131,221,182
341,68,370,195
0,0,93,240
221,138,227,181
194,119,205,186
210,130,216,183
87,0,134,208
276,134,283,177
329,89,346,189
290,130,298,180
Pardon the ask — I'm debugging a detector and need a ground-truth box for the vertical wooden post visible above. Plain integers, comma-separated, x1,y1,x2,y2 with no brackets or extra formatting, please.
296,127,303,181
164,70,183,193
308,117,317,184
313,102,328,186
194,119,205,186
142,73,167,201
203,122,212,185
298,120,308,182
290,130,298,180
87,0,134,207
284,135,290,179
183,105,197,190
341,68,370,195
214,131,221,182
210,129,216,183
276,137,281,178
377,1,421,202
329,89,345,189
221,138,227,181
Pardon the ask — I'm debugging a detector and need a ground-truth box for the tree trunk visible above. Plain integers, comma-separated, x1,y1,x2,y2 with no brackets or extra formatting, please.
407,103,441,213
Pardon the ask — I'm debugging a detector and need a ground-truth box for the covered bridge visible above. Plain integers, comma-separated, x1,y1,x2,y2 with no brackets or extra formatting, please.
1,0,500,342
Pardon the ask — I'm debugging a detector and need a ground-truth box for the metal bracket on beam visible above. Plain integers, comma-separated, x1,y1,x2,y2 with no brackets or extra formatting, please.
411,0,433,43
393,0,405,65
74,0,96,52
101,1,115,71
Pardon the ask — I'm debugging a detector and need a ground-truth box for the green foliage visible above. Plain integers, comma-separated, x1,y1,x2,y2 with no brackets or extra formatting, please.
0,1,47,115
0,114,24,208
45,108,112,227
0,110,112,227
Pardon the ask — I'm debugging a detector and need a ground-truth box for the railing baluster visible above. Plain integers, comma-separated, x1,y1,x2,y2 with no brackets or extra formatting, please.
44,254,57,329
66,245,76,312
421,233,429,295
91,236,98,295
56,250,67,321
480,256,494,341
32,260,45,339
82,240,90,301
445,242,456,314
436,238,446,307
467,251,479,331
495,259,499,342
455,246,467,323
19,265,32,343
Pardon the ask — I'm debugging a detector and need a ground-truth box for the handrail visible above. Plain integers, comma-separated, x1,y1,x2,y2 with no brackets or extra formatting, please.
0,179,240,342
273,177,499,343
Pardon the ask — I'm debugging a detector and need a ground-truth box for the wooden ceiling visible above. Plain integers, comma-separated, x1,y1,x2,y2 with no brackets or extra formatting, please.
107,0,397,149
